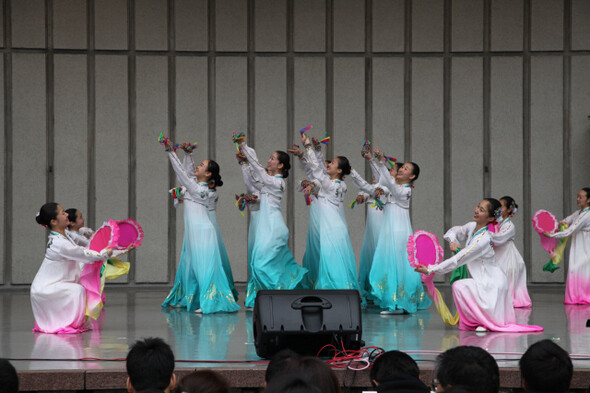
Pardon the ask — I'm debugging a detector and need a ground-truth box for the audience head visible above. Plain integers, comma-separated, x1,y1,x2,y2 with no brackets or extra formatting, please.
370,350,420,388
263,373,322,393
174,370,229,393
126,337,176,393
0,359,19,393
286,357,341,393
434,346,499,393
264,348,301,385
519,339,572,393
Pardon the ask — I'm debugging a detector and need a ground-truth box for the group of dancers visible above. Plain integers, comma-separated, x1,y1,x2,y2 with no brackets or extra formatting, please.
31,128,590,334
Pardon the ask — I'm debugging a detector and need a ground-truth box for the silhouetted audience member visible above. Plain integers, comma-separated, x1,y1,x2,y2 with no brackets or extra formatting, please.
174,370,229,393
519,339,573,393
126,337,176,393
264,373,322,393
369,350,429,393
0,358,19,393
434,346,499,393
264,348,301,386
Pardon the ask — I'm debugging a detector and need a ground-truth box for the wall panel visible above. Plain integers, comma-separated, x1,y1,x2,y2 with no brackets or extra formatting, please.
11,54,46,284
215,57,248,282
255,0,286,52
372,0,404,53
95,0,128,50
411,58,444,240
491,0,523,52
412,0,443,52
451,57,483,226
531,0,563,51
572,0,590,50
334,0,365,52
0,58,4,283
53,0,87,49
54,55,88,213
175,0,208,52
490,57,524,256
530,56,563,282
136,56,168,283
11,0,44,49
334,57,366,263
136,0,168,51
216,0,247,52
451,0,483,52
571,57,590,196
294,0,325,52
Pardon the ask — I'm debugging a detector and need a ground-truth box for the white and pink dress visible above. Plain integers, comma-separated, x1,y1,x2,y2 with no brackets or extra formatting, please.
490,219,532,308
31,232,110,333
549,207,590,304
429,222,542,332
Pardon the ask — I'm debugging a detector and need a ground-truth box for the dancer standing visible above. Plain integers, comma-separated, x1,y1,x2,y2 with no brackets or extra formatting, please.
161,139,239,314
415,199,543,332
547,187,590,304
237,135,307,307
490,196,532,308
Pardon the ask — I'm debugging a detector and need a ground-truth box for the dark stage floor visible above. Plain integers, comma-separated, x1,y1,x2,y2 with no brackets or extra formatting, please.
2,285,590,391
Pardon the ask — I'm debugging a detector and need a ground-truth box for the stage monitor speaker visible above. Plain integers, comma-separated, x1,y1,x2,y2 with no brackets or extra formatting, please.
253,289,363,359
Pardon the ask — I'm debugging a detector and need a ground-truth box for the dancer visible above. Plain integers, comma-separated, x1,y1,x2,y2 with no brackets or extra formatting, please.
65,208,93,246
236,135,307,307
546,187,590,304
235,151,261,302
31,202,114,333
299,133,362,294
490,196,532,308
161,139,239,314
415,199,543,332
353,149,430,314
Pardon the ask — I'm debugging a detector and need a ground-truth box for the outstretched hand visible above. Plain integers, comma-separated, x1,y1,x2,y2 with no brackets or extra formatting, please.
414,264,429,275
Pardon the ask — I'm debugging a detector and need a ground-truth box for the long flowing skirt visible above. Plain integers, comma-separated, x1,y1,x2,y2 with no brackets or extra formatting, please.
208,210,239,301
162,201,239,314
314,200,362,297
245,195,307,307
301,201,321,288
358,205,383,299
495,241,531,307
565,231,590,304
245,209,260,302
369,203,431,313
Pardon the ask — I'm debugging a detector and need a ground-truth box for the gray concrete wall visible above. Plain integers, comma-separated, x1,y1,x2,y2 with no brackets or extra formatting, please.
1,0,589,287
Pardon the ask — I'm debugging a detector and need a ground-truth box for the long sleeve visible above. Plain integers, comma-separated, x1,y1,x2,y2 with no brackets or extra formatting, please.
490,220,515,246
304,146,333,190
240,143,276,187
55,238,110,264
241,163,262,194
349,169,379,197
368,158,382,183
167,151,208,201
550,210,590,238
444,222,475,245
430,231,492,275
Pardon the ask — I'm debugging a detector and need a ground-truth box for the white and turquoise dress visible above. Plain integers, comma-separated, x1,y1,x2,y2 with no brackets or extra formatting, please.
355,159,431,313
304,147,362,296
162,151,239,314
241,144,308,308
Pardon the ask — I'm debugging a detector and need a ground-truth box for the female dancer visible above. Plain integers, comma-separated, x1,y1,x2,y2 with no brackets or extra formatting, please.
161,140,239,314
415,199,543,332
547,187,590,304
31,202,113,333
353,150,430,314
490,196,532,308
237,136,307,307
299,133,361,294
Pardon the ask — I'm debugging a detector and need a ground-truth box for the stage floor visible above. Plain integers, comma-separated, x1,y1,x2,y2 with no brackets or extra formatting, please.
2,285,590,390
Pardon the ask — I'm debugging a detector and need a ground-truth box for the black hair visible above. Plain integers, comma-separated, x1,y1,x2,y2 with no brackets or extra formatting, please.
335,156,351,179
263,373,322,393
582,187,590,200
265,348,300,383
499,196,518,215
484,198,502,221
65,208,78,225
207,160,223,188
276,150,291,179
408,162,420,182
0,359,19,393
174,370,229,393
519,339,572,393
126,337,175,392
36,202,59,229
370,350,420,388
284,357,341,393
435,346,499,393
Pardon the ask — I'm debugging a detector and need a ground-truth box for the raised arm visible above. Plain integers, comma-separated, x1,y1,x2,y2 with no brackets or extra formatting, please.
349,169,380,197
429,232,492,275
549,211,590,238
167,151,205,198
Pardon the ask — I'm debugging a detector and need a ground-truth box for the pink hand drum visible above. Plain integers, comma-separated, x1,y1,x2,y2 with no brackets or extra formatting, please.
407,230,444,269
114,218,144,249
88,220,120,253
532,209,558,253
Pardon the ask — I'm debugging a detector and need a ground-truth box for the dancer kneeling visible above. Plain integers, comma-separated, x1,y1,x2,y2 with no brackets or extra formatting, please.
414,198,543,332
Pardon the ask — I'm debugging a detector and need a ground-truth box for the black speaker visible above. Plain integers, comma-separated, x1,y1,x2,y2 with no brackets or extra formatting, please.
253,289,364,359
